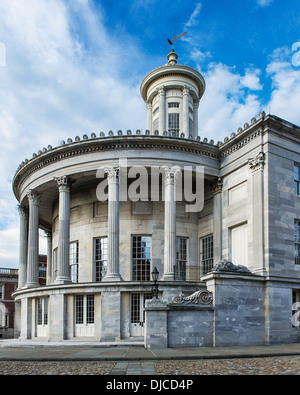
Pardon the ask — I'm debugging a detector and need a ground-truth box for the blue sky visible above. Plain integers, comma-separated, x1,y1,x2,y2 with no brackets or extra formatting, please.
0,0,300,267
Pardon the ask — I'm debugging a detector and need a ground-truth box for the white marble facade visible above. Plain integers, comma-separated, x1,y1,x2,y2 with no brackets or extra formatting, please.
12,51,300,346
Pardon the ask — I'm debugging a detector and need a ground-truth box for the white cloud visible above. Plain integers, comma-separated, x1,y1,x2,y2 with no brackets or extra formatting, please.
266,48,300,124
0,0,146,268
197,63,263,141
185,2,202,28
0,222,19,268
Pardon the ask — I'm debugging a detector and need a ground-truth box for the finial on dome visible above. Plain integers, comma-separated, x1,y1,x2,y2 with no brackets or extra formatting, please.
167,49,178,65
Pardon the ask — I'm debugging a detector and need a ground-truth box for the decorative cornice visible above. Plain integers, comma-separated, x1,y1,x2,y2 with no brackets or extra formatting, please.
13,137,219,196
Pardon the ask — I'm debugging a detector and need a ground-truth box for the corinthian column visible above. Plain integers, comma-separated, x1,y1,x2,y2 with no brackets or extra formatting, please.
146,100,153,133
103,167,122,281
26,190,40,288
193,99,199,139
18,205,28,289
158,86,166,133
54,176,72,284
182,86,190,136
162,167,180,280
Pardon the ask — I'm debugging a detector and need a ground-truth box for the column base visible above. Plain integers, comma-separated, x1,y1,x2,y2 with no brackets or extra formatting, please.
102,274,123,282
161,273,175,281
55,277,72,285
25,282,39,288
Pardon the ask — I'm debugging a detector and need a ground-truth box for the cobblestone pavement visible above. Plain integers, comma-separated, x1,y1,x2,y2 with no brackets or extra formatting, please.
155,356,300,375
1,356,300,375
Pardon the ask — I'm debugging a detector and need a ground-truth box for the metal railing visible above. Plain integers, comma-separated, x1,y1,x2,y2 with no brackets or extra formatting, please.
174,264,201,282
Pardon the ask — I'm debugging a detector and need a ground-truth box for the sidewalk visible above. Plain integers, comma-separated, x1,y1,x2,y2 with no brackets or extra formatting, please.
1,339,300,361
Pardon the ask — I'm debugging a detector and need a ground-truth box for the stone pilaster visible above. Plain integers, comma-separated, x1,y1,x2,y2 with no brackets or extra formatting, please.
26,190,40,288
162,167,180,280
54,176,72,284
18,205,28,289
249,152,266,275
212,177,223,265
103,167,122,281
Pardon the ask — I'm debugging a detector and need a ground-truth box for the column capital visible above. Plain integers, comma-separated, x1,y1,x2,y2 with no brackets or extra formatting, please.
54,175,74,192
212,177,223,195
104,167,120,183
193,99,200,109
248,152,265,173
18,204,28,219
27,189,40,205
44,230,52,238
157,85,165,96
164,166,181,185
146,100,152,110
182,86,190,95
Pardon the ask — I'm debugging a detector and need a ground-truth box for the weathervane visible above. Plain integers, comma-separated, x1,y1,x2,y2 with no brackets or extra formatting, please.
167,31,187,46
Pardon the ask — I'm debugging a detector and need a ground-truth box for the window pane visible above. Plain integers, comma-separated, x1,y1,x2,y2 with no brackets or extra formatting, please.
132,236,151,281
168,113,180,135
86,295,94,324
175,238,188,280
75,295,84,324
37,298,43,325
70,242,79,283
295,221,300,265
201,235,214,276
94,237,108,281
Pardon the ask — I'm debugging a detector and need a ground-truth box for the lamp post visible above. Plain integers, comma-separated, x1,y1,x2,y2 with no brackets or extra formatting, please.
151,266,159,299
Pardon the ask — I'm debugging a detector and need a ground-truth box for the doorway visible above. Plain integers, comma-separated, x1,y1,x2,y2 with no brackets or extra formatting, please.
130,293,152,337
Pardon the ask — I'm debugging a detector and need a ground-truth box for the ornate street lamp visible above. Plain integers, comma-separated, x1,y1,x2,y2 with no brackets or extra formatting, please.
151,266,159,299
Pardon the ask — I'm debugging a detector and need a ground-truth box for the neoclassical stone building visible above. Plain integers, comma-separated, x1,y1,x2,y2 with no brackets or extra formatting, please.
12,50,300,347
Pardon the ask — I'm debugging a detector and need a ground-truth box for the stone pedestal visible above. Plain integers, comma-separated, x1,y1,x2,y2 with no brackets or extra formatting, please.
144,298,168,348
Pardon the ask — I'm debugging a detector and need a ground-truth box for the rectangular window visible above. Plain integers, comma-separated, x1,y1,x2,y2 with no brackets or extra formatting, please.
75,295,84,324
175,237,188,280
53,248,58,281
70,241,79,283
168,102,179,108
0,285,3,300
168,113,180,135
37,297,48,326
295,221,300,265
94,237,108,282
75,294,94,325
292,290,300,328
86,295,94,324
200,235,214,276
294,165,300,196
132,236,151,281
189,117,193,135
39,265,47,279
153,117,159,132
